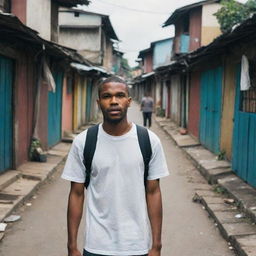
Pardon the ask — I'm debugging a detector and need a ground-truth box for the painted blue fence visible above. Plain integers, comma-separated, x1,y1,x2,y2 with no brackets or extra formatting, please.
180,34,190,53
0,55,13,173
200,66,223,154
232,66,256,187
48,71,63,147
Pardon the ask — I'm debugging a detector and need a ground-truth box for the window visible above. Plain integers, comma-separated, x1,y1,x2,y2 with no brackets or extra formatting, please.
241,59,256,113
74,12,80,17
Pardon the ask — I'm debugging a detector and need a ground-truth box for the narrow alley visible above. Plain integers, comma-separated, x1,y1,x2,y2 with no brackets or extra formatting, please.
0,103,235,256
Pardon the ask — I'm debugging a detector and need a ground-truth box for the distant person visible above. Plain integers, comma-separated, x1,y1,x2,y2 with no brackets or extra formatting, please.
62,76,169,256
141,93,154,128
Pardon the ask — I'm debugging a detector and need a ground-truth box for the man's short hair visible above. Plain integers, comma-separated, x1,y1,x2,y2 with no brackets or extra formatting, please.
98,76,129,97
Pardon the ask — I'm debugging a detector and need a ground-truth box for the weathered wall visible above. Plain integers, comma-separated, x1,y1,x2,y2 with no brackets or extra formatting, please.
188,71,200,138
15,54,35,167
220,58,236,160
59,28,100,52
201,3,221,46
103,34,113,72
189,7,202,51
170,74,181,125
144,52,153,73
173,21,183,54
153,39,173,69
62,75,73,135
59,10,101,27
27,0,51,40
51,1,59,43
11,0,27,24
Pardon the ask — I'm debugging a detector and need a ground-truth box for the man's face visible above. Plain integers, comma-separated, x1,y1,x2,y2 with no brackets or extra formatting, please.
97,82,131,123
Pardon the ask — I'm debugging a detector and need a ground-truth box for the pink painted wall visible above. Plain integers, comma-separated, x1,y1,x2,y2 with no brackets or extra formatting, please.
144,52,153,73
62,75,73,135
12,0,27,24
14,53,49,167
15,54,35,167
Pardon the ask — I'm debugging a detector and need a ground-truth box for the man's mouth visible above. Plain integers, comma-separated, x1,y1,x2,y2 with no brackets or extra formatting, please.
108,108,122,115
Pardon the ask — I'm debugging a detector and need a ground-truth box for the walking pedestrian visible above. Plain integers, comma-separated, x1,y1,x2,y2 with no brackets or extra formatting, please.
62,76,169,256
141,93,154,128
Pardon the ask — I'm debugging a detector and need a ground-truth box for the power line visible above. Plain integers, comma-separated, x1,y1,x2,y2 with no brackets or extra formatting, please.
95,0,171,15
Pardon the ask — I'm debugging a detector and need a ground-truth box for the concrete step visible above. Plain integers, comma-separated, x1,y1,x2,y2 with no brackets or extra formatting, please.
183,146,233,184
0,176,40,222
0,170,21,191
218,175,256,224
194,188,256,256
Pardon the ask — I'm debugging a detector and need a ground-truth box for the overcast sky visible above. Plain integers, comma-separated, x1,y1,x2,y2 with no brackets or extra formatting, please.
79,0,246,67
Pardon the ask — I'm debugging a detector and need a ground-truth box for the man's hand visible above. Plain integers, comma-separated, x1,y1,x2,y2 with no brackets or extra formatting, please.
148,247,161,256
68,248,82,256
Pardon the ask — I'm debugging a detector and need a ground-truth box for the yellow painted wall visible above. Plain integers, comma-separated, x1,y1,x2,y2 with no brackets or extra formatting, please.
220,58,236,160
201,3,222,46
82,78,87,125
201,27,221,46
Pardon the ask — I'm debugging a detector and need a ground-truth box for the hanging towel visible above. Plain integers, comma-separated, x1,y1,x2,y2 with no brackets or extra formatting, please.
240,55,251,91
43,59,56,92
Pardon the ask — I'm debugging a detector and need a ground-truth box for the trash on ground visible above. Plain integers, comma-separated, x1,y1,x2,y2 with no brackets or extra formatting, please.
4,215,21,223
223,198,235,204
235,213,245,219
26,203,32,207
0,223,7,232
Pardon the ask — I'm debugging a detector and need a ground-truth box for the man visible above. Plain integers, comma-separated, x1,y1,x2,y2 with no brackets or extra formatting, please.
141,93,154,128
62,76,169,256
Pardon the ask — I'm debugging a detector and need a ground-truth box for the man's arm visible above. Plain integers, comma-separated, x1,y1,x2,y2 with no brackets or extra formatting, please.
146,179,163,256
67,182,85,256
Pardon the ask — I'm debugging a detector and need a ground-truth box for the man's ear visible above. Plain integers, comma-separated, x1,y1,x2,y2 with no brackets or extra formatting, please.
128,97,132,107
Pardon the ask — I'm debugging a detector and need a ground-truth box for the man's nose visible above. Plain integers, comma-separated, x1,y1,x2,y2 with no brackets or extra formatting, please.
110,96,118,104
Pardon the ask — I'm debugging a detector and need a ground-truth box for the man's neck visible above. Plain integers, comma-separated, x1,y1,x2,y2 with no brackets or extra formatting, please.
102,119,132,136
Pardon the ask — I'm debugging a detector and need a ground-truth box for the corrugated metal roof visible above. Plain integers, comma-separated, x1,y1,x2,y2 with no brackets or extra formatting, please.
163,0,220,27
0,12,91,65
71,62,109,74
142,71,155,78
182,13,256,68
156,13,256,74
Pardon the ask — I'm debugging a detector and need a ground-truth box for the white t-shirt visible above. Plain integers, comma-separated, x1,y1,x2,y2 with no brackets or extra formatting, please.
61,123,169,255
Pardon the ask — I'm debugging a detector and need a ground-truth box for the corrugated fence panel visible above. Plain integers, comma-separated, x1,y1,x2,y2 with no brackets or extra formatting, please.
232,64,256,187
0,55,13,173
200,67,222,154
248,114,256,187
48,71,63,147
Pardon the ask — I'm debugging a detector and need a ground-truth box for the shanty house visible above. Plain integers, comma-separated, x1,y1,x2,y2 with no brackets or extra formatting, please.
59,8,119,72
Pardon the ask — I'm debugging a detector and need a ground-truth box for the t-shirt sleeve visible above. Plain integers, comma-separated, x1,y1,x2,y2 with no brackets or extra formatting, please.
61,132,86,183
147,132,169,180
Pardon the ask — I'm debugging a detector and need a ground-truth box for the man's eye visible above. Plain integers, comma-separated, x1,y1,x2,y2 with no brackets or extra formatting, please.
102,95,111,99
116,94,125,98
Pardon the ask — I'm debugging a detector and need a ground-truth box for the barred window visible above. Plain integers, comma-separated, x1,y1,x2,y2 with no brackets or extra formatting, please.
241,59,256,113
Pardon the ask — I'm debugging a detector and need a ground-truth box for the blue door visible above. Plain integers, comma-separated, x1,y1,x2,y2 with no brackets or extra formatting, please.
48,71,63,147
0,56,13,173
232,65,256,187
200,66,223,154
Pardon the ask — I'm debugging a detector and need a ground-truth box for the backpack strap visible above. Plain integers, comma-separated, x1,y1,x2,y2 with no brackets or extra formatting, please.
83,124,99,189
136,125,152,188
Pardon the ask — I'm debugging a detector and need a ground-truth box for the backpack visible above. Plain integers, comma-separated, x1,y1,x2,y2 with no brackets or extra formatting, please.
83,124,152,189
